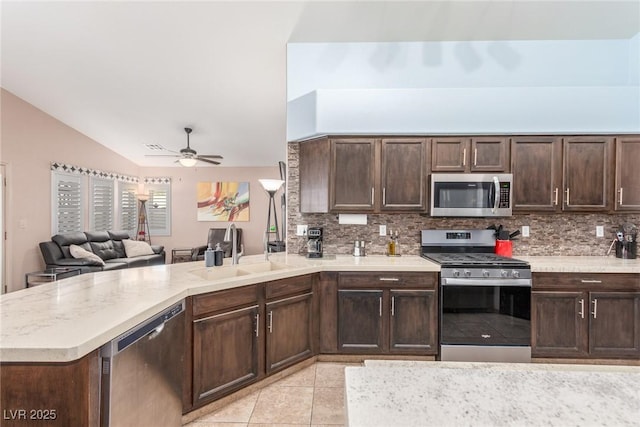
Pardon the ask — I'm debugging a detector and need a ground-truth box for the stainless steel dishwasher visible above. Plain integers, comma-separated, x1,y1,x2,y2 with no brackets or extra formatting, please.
100,300,185,427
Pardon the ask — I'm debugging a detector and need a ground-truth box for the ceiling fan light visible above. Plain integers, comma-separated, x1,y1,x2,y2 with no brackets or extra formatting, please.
179,157,197,167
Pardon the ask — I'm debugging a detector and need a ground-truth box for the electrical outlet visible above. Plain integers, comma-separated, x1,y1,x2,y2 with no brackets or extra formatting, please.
296,225,308,236
379,225,387,236
596,225,604,237
522,226,530,237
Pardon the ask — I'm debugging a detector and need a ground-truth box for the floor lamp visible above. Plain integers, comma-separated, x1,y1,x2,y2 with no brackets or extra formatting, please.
259,179,285,252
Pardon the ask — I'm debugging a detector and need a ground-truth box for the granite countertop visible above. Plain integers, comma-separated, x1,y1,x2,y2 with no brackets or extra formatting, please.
1,254,638,363
345,361,640,427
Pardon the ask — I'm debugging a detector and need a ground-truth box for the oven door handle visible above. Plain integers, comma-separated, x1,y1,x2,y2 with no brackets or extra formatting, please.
442,278,532,287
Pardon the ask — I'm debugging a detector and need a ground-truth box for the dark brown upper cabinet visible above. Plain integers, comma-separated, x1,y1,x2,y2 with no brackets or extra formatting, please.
431,137,509,172
511,137,562,212
380,138,427,211
298,136,427,213
614,137,640,211
562,137,613,212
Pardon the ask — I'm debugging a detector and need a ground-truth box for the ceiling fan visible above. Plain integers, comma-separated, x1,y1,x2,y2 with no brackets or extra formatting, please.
147,127,223,166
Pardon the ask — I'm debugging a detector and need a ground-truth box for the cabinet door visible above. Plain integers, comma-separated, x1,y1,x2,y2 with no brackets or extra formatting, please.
338,290,384,353
330,138,376,211
265,292,313,374
563,137,612,211
470,137,509,172
380,138,426,211
431,137,470,172
589,292,640,358
531,291,588,358
389,290,437,354
192,305,260,405
615,137,640,211
511,137,562,212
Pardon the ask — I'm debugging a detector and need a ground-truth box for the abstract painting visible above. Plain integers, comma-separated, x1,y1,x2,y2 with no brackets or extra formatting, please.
197,181,249,221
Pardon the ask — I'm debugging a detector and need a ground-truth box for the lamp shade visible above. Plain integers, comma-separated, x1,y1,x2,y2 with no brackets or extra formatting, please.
179,157,197,167
259,179,284,192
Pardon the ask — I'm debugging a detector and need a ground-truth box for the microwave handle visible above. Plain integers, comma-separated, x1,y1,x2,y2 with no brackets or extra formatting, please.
492,176,500,213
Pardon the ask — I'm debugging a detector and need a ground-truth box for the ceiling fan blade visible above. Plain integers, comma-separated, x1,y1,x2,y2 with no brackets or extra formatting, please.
197,157,221,165
198,154,223,159
145,154,181,157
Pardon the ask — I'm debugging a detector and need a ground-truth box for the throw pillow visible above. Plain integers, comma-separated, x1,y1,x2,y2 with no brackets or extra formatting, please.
69,244,105,266
122,239,155,257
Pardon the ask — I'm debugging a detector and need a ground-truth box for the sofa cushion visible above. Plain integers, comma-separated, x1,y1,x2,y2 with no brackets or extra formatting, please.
122,239,155,257
89,240,118,260
108,230,131,241
108,231,131,257
52,232,88,247
85,231,111,242
69,244,105,266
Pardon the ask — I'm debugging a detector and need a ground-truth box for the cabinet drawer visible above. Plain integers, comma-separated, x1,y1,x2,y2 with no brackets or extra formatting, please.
533,273,640,291
193,285,259,318
266,275,313,301
338,272,436,289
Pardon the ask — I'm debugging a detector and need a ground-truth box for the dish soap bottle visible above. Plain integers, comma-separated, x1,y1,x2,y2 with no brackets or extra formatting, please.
393,230,401,256
204,244,215,267
214,243,224,266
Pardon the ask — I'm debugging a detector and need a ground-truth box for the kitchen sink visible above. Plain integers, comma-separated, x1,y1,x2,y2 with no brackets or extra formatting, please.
237,261,291,273
189,266,251,281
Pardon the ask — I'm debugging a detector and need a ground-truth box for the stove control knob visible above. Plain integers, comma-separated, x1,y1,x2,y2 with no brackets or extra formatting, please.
464,269,471,278
482,269,490,278
512,270,520,278
501,270,509,278
452,269,461,278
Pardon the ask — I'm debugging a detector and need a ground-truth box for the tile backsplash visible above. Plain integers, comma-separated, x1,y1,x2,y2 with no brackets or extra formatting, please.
286,142,639,258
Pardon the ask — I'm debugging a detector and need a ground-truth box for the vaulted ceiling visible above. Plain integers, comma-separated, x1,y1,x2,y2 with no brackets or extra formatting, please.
2,1,638,167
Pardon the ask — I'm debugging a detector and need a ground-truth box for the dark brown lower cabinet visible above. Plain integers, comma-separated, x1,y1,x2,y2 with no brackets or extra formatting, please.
266,292,314,374
532,273,640,360
337,272,438,355
192,305,261,405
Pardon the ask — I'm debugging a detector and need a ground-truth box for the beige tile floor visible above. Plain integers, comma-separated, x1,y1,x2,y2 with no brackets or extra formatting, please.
185,362,359,427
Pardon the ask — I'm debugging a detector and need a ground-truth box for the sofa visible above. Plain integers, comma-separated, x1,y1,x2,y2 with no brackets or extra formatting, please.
39,231,165,274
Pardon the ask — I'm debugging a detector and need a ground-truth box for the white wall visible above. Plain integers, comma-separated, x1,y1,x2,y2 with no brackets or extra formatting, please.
287,37,640,139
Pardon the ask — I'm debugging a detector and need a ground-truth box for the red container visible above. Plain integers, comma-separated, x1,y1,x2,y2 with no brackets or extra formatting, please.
495,240,512,257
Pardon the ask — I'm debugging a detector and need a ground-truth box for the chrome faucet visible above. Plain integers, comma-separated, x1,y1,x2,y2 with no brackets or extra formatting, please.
224,223,243,265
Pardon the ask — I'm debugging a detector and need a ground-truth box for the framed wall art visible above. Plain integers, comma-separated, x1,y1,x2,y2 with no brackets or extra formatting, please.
197,181,249,221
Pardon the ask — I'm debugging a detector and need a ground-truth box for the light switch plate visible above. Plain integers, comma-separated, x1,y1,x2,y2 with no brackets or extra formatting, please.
596,225,604,237
296,225,308,236
522,226,530,237
379,225,387,236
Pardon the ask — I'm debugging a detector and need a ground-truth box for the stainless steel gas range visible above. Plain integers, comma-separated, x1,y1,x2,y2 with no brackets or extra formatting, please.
421,229,532,363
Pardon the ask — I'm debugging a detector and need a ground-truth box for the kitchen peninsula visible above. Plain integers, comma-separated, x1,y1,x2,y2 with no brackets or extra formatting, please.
1,254,638,426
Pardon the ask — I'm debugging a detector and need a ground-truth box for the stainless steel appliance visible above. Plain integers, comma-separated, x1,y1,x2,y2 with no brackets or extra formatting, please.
430,173,513,217
100,300,185,427
306,227,323,258
421,229,531,362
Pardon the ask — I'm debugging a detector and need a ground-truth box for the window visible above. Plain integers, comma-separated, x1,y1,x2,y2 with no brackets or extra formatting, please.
118,182,138,235
89,177,114,231
146,183,171,236
52,172,85,234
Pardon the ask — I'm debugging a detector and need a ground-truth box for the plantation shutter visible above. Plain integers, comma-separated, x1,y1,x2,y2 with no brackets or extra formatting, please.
119,184,138,234
90,177,114,231
147,185,171,236
54,173,84,233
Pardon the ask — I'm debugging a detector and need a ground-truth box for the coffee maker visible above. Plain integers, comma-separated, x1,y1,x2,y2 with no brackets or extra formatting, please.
306,227,323,258
615,223,637,259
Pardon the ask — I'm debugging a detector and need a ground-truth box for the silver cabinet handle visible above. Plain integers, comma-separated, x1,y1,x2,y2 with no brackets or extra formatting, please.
554,188,559,206
379,277,400,281
383,187,386,205
379,297,382,317
473,148,478,166
565,188,570,206
255,313,260,337
619,188,624,205
578,298,585,319
591,299,598,319
463,148,467,166
268,310,273,333
371,187,374,205
391,296,395,316
580,279,602,284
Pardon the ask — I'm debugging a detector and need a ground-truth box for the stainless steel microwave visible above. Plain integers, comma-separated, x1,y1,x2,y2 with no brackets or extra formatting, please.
430,173,513,217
